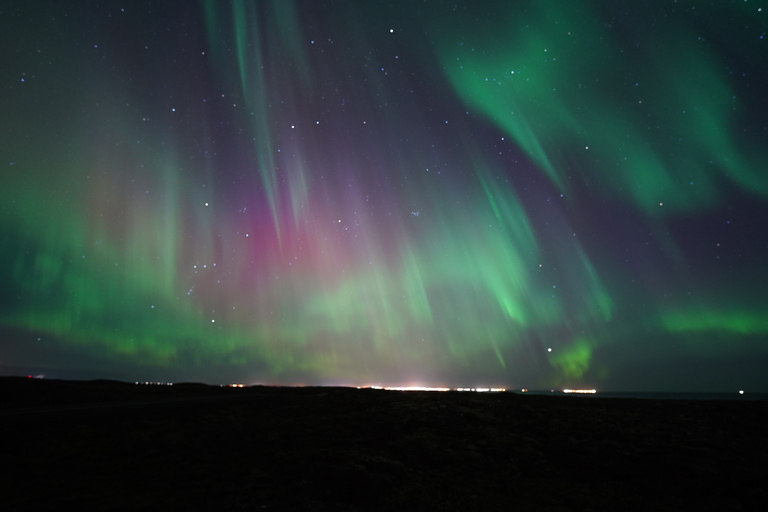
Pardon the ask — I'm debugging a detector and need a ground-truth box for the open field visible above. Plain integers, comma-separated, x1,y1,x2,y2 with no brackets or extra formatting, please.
2,377,766,510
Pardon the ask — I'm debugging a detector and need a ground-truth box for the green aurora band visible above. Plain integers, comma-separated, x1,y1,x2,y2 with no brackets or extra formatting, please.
1,0,766,390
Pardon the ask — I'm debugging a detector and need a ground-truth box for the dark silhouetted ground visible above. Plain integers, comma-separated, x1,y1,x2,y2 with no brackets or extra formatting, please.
2,377,766,510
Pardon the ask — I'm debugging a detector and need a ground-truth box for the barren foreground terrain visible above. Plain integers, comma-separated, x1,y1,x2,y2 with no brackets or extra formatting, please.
2,377,766,510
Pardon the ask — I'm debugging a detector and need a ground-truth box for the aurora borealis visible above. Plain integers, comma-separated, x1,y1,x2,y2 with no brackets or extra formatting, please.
1,1,767,390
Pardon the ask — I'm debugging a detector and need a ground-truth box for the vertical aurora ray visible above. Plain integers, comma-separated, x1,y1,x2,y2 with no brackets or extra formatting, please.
435,1,768,216
1,0,767,390
203,0,315,247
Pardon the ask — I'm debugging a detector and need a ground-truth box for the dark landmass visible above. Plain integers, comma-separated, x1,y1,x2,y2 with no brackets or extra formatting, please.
2,377,766,511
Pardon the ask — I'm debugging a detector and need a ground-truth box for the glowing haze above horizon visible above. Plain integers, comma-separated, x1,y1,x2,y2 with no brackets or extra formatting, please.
1,0,767,391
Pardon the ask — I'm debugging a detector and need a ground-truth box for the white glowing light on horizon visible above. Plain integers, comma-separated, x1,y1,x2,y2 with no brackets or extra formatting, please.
360,386,506,392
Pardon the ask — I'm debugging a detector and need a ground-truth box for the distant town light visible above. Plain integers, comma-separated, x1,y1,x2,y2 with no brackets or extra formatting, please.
363,386,506,392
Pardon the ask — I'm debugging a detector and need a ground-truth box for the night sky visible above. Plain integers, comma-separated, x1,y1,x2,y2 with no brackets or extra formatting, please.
2,1,767,391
